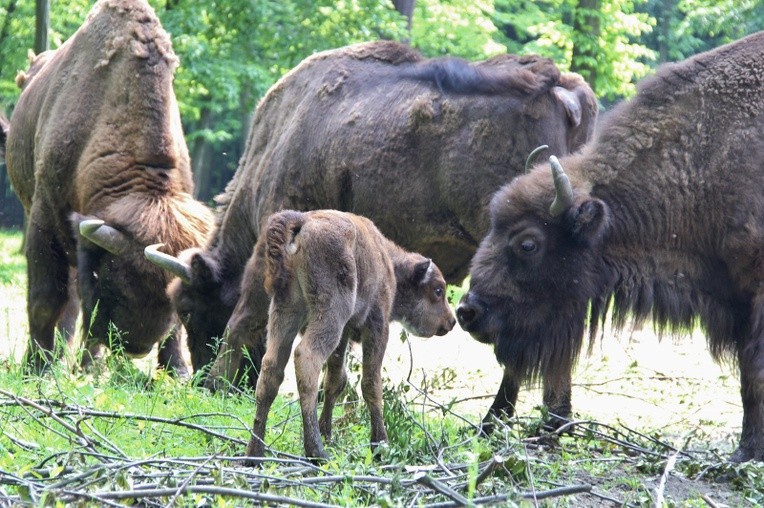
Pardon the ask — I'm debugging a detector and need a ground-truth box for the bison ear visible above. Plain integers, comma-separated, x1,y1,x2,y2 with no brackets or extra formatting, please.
553,86,582,127
411,258,433,285
189,251,219,288
567,198,609,246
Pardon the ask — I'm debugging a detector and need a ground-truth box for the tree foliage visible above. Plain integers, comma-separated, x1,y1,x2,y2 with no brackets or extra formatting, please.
0,0,761,213
493,0,655,99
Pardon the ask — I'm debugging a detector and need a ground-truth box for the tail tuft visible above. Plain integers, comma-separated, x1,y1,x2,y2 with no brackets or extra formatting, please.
263,210,303,294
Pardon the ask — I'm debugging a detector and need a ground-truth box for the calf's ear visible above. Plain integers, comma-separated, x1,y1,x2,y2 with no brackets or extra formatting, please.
566,198,609,246
411,259,433,285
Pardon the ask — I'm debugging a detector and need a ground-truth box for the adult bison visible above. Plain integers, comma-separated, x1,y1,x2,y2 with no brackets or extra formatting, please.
147,40,597,384
456,32,764,461
7,0,213,374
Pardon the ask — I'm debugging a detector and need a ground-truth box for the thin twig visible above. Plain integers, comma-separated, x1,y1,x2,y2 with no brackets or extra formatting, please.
414,472,471,506
654,451,678,508
701,494,721,508
473,455,504,487
521,484,592,500
73,485,341,507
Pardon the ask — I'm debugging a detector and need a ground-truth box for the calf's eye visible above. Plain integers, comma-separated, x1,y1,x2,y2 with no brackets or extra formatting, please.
434,287,444,299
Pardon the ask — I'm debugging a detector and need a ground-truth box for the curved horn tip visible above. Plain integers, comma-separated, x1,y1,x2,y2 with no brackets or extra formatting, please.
144,243,192,284
525,145,549,173
548,155,574,217
144,243,167,255
78,219,105,235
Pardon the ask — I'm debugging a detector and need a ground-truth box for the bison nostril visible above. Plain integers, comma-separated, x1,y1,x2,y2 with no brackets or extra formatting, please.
456,304,477,326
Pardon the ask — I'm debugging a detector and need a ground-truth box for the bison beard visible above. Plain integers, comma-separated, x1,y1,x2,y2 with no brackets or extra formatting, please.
146,39,597,388
458,32,764,462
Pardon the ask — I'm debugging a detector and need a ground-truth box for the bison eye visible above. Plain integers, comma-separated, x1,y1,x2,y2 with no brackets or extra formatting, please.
435,287,444,298
520,239,537,253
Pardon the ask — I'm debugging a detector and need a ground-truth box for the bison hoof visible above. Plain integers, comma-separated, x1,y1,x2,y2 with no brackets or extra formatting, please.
729,446,758,463
243,455,267,468
478,413,513,437
203,375,231,394
543,414,574,434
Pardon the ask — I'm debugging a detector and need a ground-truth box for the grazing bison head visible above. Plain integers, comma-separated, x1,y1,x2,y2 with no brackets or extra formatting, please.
148,246,239,370
77,216,178,357
457,156,610,380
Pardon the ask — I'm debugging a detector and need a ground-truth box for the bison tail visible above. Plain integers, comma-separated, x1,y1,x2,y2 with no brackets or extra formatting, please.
263,210,304,294
402,57,559,97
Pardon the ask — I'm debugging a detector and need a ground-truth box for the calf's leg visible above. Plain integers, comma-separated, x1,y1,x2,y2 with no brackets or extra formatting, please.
294,319,347,460
360,315,390,452
247,301,302,463
319,331,351,443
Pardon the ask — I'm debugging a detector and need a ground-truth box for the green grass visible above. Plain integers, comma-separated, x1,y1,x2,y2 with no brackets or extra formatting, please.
0,228,763,506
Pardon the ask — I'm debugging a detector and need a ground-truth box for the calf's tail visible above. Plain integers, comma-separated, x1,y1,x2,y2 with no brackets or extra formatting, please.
263,210,304,294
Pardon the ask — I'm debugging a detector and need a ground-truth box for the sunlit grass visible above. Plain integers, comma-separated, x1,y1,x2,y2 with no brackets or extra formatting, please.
0,228,762,506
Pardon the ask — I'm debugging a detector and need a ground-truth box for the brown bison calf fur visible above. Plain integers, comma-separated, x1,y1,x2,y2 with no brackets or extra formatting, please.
458,32,764,461
6,0,213,373
245,210,455,462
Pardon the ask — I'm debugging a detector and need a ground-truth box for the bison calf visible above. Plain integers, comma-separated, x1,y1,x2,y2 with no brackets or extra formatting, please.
246,210,455,462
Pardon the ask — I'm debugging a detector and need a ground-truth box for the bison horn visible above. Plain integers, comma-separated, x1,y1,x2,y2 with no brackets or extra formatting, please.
525,145,548,173
144,243,191,284
549,155,574,216
79,219,130,255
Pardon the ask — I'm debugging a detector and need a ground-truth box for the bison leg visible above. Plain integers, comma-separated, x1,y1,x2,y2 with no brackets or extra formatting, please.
732,345,764,462
23,223,73,373
293,318,347,461
318,331,351,443
246,302,302,464
57,267,80,345
481,368,521,436
156,324,190,378
542,356,573,430
360,313,390,453
204,261,268,392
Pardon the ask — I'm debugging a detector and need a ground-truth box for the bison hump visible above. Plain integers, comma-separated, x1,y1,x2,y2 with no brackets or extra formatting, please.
343,40,423,66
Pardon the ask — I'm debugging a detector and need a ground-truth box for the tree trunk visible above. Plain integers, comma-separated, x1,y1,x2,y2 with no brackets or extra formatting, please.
656,0,677,62
190,107,215,201
0,0,18,77
35,0,49,54
392,0,415,35
570,0,601,93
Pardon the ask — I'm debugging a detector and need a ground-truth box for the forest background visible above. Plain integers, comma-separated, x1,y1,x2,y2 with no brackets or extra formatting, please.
0,0,761,226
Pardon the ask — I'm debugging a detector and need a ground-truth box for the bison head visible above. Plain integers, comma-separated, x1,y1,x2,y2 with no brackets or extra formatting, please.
392,256,456,338
456,156,611,381
76,216,178,358
146,246,237,372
